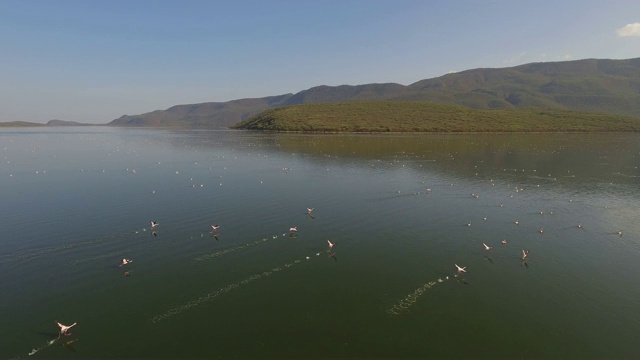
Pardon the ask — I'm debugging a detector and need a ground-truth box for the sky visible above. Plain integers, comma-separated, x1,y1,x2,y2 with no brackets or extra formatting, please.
1,0,639,124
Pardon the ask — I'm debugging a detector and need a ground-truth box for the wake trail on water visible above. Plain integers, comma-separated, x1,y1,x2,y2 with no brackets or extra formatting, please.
152,251,323,323
386,273,466,315
69,229,292,265
9,338,58,358
194,233,290,261
0,228,149,265
67,230,185,265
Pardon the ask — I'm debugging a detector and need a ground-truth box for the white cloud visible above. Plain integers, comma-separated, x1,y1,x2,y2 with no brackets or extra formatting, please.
616,23,640,37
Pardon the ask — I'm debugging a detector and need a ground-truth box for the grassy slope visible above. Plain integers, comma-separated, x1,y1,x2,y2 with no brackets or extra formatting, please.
232,101,640,132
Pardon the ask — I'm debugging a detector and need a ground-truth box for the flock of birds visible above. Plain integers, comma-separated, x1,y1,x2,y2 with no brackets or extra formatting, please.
32,165,629,346
4,133,636,359
51,206,341,349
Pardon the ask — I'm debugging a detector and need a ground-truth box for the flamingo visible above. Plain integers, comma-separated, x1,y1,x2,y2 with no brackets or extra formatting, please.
56,322,76,339
521,249,529,260
501,239,507,245
119,258,133,267
151,221,159,228
211,225,220,231
306,208,315,219
482,243,492,251
289,226,298,238
327,240,334,251
455,264,467,273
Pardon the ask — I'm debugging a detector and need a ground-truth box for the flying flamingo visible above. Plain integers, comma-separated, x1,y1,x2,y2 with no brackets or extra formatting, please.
211,225,220,231
327,240,334,251
455,264,467,273
119,258,133,267
482,243,492,250
521,249,529,260
288,226,298,238
151,221,159,228
56,322,76,339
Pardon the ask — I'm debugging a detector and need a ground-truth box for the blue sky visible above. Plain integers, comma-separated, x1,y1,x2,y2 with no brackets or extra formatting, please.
1,0,639,123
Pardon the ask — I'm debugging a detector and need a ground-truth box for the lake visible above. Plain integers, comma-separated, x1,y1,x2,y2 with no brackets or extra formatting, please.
1,127,639,358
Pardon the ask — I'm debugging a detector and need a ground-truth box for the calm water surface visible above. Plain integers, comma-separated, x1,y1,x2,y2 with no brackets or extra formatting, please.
1,127,639,358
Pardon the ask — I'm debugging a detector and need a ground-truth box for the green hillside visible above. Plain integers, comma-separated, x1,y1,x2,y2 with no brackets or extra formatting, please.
108,57,640,128
406,58,640,116
232,101,640,132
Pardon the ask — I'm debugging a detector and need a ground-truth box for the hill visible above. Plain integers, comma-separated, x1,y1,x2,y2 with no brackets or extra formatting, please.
107,57,640,128
0,121,45,127
109,94,293,128
232,101,640,132
0,120,95,127
47,119,93,126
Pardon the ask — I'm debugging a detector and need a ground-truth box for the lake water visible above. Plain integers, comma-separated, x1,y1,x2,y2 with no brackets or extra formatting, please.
1,127,639,358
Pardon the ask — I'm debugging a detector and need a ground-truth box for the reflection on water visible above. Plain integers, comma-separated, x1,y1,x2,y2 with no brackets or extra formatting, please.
0,128,639,358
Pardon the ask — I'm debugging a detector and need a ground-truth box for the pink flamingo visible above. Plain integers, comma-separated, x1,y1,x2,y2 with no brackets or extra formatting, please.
56,322,76,339
151,221,159,228
327,240,334,251
119,258,133,267
455,264,467,273
211,225,220,231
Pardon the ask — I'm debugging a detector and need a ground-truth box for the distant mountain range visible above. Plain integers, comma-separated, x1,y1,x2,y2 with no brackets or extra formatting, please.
108,57,640,128
48,119,94,126
0,119,93,127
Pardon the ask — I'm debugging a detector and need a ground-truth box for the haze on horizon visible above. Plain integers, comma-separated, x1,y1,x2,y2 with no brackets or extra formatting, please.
1,0,639,124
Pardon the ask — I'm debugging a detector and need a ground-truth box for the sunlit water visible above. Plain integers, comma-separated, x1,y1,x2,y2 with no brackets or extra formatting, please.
1,127,639,358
